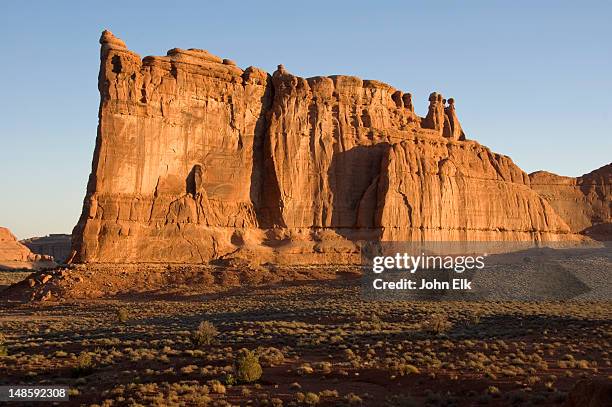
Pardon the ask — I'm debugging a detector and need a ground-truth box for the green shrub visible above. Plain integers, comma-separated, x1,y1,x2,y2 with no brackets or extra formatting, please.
191,321,218,347
224,373,236,386
235,349,262,383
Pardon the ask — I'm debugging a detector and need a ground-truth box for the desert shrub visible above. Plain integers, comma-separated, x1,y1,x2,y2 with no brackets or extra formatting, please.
224,373,236,385
297,363,314,375
234,349,262,383
191,321,218,347
0,333,7,356
423,313,453,334
72,352,94,377
319,389,339,398
258,346,284,366
207,379,226,394
313,361,332,374
304,392,320,405
396,364,420,376
116,307,129,323
467,311,481,325
344,348,356,360
180,364,198,374
345,393,362,405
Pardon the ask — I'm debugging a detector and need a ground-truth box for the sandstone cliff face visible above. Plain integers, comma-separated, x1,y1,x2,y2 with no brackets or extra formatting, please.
530,164,611,239
0,227,56,270
70,31,580,264
72,31,272,262
377,137,571,241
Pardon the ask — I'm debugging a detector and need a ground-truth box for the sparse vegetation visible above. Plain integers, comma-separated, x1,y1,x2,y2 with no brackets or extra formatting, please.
191,320,218,347
0,276,609,405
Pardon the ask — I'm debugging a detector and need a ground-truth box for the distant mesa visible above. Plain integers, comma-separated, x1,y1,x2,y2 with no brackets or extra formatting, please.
0,227,57,270
21,234,72,264
66,31,610,265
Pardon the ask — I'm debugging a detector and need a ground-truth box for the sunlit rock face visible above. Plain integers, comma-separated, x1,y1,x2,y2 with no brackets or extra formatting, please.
0,227,56,270
70,31,587,265
530,164,611,240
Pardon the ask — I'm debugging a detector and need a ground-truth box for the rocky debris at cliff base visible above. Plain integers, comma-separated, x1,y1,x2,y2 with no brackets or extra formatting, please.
1,264,360,302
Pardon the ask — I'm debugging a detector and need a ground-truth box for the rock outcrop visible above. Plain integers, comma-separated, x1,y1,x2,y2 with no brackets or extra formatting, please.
530,163,611,240
69,31,582,264
21,234,72,263
0,227,56,270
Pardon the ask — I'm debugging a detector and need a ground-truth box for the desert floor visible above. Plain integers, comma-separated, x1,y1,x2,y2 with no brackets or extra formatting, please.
0,270,610,406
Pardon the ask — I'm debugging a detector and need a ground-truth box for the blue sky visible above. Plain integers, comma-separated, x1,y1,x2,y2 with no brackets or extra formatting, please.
0,1,610,239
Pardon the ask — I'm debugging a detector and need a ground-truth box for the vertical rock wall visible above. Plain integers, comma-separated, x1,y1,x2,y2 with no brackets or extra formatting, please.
70,32,584,265
530,164,611,239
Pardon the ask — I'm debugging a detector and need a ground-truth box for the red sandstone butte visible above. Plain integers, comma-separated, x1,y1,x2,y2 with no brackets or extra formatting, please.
68,31,609,265
0,227,56,270
530,164,611,240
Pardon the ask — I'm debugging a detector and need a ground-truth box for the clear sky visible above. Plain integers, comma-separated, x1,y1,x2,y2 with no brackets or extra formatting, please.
0,1,610,239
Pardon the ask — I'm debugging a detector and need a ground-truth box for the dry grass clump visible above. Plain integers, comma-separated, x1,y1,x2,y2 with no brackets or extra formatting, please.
191,321,218,347
296,391,320,405
422,313,453,334
116,307,129,323
72,352,94,377
395,363,420,376
0,333,7,356
207,379,226,394
258,346,284,366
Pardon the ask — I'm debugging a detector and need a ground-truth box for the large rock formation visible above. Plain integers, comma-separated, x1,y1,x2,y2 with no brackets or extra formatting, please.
69,31,581,264
530,163,611,240
0,227,56,270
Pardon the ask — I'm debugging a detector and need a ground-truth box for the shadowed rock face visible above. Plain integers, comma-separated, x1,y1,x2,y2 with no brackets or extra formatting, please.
70,31,585,264
530,164,612,240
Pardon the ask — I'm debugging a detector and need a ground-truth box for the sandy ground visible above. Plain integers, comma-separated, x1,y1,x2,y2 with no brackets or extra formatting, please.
0,268,610,406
